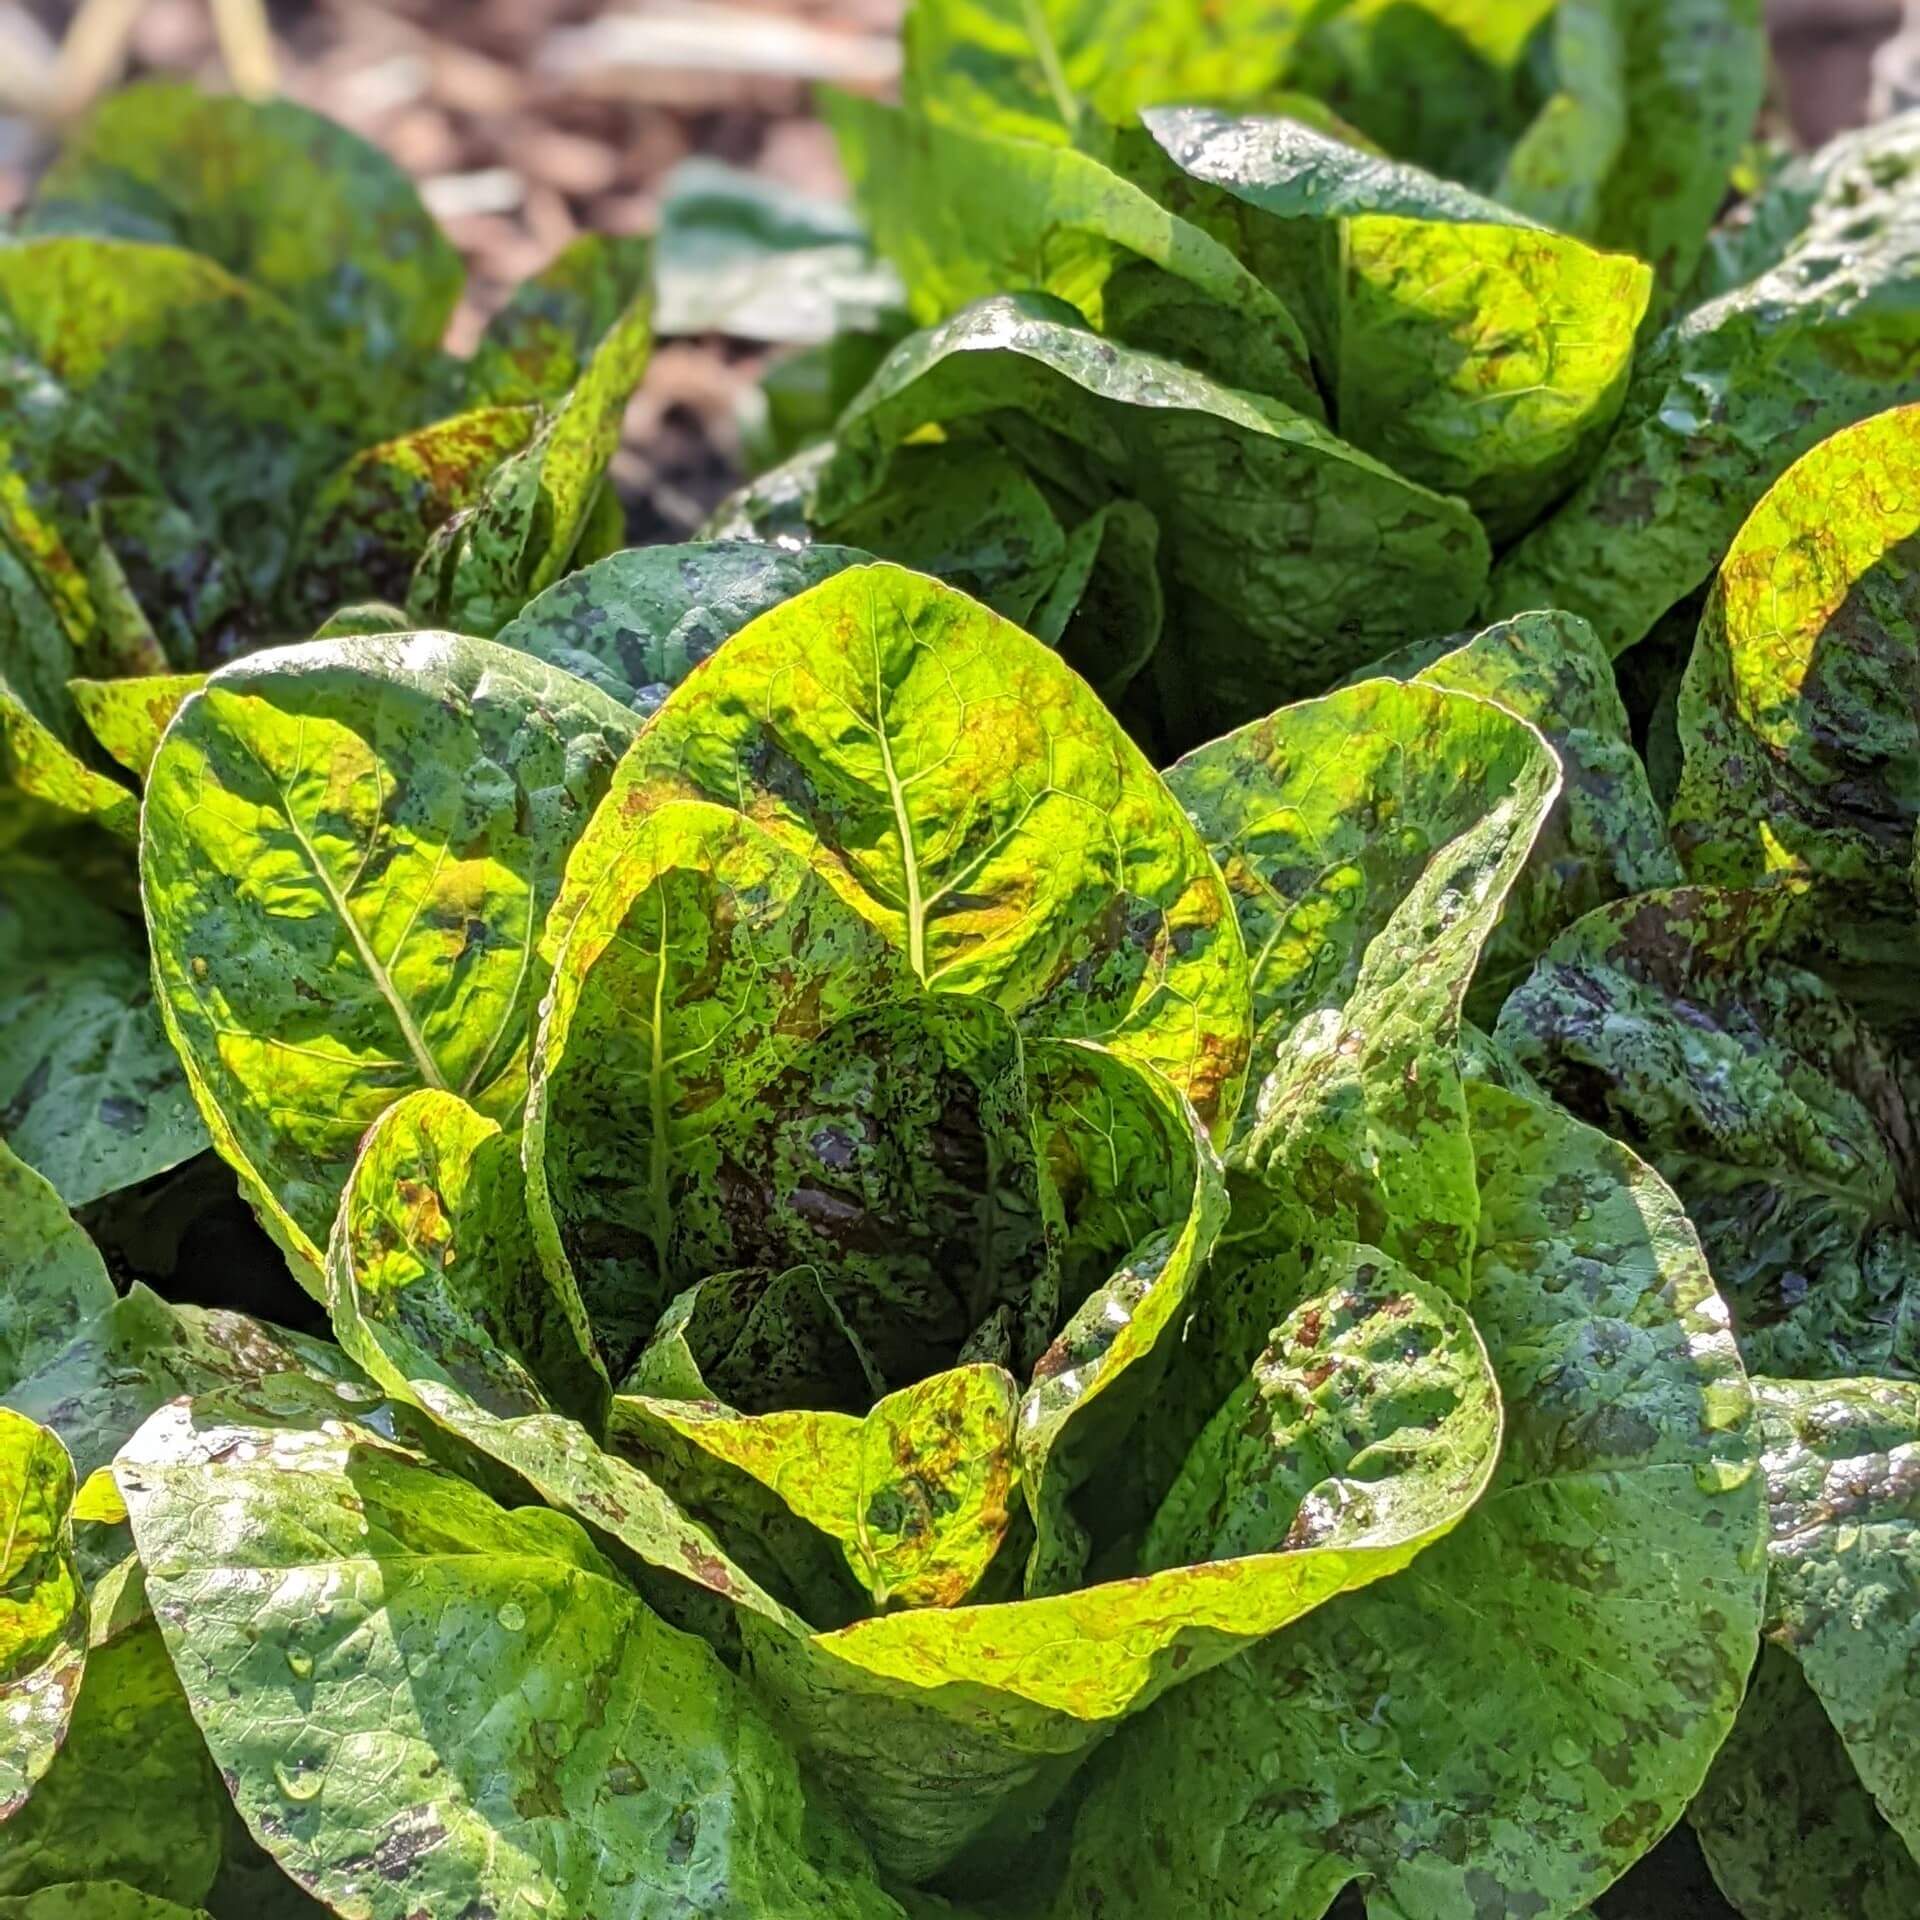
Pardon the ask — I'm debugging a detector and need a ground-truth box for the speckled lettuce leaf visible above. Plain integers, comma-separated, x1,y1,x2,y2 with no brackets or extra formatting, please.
573,561,1252,1135
286,405,540,625
1123,106,1650,538
623,1364,1022,1609
0,240,370,607
1035,496,1162,701
900,0,1311,145
0,842,204,1208
1745,1374,1920,1858
1497,883,1920,1380
308,602,409,641
494,539,868,716
324,1088,607,1430
406,295,652,637
1369,609,1683,1013
1490,0,1627,235
65,676,202,782
653,158,904,346
1693,1644,1920,1920
830,95,1321,415
1671,404,1920,944
0,1409,83,1824
467,232,653,406
0,1141,114,1387
1142,1242,1499,1573
742,1239,1498,1880
142,632,637,1280
1056,1082,1766,1920
0,1621,223,1909
1487,112,1920,655
804,296,1489,741
528,799,915,1371
116,1378,910,1920
1168,680,1559,1354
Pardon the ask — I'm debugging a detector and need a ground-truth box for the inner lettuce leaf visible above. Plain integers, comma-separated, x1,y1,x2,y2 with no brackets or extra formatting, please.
1053,1081,1766,1920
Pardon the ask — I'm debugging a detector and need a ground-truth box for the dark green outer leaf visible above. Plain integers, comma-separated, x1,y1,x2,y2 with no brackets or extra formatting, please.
0,847,204,1208
142,632,637,1280
494,539,869,716
0,1141,114,1390
1055,1083,1766,1920
1496,883,1920,1380
23,81,462,371
116,1379,911,1920
0,1886,209,1919
563,561,1252,1137
1671,401,1920,930
816,296,1490,739
1748,1373,1920,1857
1692,1644,1920,1920
1487,112,1920,655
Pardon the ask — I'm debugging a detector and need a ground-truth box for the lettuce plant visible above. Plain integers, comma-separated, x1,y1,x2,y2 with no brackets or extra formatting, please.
711,0,1920,764
1,84,652,1217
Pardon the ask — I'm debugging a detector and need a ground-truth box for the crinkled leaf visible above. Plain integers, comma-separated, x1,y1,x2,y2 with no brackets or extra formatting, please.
623,1363,1022,1609
0,1142,113,1391
0,1409,83,1821
1056,1083,1766,1920
653,159,902,347
407,297,652,637
116,1379,909,1920
1693,1643,1920,1920
1488,112,1920,655
325,1088,607,1430
467,232,653,406
65,675,202,782
0,844,204,1208
496,539,868,717
1171,680,1558,1341
286,405,540,625
1370,609,1683,1013
831,96,1321,414
1747,1373,1920,1855
805,296,1489,741
1672,403,1920,941
1125,106,1649,537
744,1242,1494,1880
142,633,637,1278
0,1622,222,1907
23,81,461,372
1497,883,1920,1379
1143,1243,1499,1572
573,561,1251,1131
